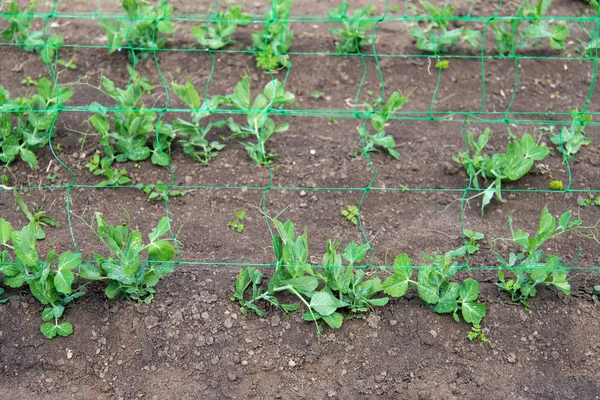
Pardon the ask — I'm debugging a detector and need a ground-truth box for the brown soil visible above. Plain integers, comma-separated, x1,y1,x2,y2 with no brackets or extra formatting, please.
1,0,600,399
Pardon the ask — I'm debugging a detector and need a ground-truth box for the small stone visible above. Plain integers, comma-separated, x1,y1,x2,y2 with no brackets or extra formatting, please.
66,348,73,359
288,360,296,367
144,316,160,330
241,360,248,366
506,353,517,363
224,319,233,329
310,149,316,155
201,312,209,320
299,203,308,209
299,190,308,197
367,315,381,329
227,372,237,382
271,315,281,327
389,320,398,326
429,329,438,339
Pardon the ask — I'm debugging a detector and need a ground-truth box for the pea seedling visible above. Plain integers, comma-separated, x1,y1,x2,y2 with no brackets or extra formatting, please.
453,128,549,215
409,0,480,53
228,210,246,233
220,74,295,165
550,111,592,162
493,207,580,309
14,190,60,240
328,1,375,54
100,0,174,62
192,6,251,49
252,0,293,70
136,180,187,200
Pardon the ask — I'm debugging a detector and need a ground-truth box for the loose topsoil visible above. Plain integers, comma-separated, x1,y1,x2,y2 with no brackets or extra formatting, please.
1,0,600,399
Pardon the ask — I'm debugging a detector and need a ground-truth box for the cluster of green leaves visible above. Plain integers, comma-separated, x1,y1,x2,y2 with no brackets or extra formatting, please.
463,229,484,255
1,1,64,64
494,207,580,309
578,194,600,207
0,79,73,170
136,180,187,200
359,91,408,159
409,0,480,53
328,2,375,54
171,80,225,165
0,219,82,338
228,210,246,233
232,219,388,332
252,0,293,70
341,205,359,225
549,180,564,191
14,190,59,240
453,129,549,215
85,152,132,187
89,71,173,170
220,75,295,165
100,0,174,61
382,249,487,329
491,0,569,55
550,112,592,162
80,213,175,303
191,6,251,49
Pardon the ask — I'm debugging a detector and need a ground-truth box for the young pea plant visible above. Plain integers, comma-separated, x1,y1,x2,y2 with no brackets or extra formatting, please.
0,219,83,339
550,111,592,162
0,79,73,170
171,80,225,165
13,190,60,240
491,0,570,56
1,1,66,65
341,205,359,225
227,210,246,233
191,5,251,49
136,180,187,200
578,194,600,207
463,229,484,255
328,1,375,54
382,249,488,336
453,128,550,215
232,218,388,333
359,91,408,159
79,213,176,304
220,74,295,165
100,0,174,62
252,0,293,71
493,207,580,309
89,70,174,168
409,0,480,53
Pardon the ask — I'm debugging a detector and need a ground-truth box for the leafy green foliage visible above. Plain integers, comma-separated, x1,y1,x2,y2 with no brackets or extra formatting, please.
453,128,549,215
0,286,9,303
252,0,293,70
191,6,251,49
100,0,174,61
82,213,176,304
221,75,295,165
232,219,387,332
494,207,581,309
136,180,187,200
409,0,480,53
550,112,592,161
467,323,491,343
436,60,450,70
359,91,408,159
491,0,569,55
579,194,600,207
383,250,487,328
1,1,64,64
0,79,73,169
328,2,375,54
90,71,174,168
171,80,225,165
14,190,60,240
341,205,359,225
228,210,246,233
463,229,484,255
0,219,82,338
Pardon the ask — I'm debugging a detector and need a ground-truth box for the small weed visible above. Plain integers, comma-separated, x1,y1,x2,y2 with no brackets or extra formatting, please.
550,111,592,162
578,194,600,207
341,205,359,225
14,190,60,240
436,60,450,70
467,323,491,343
310,91,325,100
549,180,564,191
21,76,39,86
228,211,246,233
136,180,187,200
463,229,484,254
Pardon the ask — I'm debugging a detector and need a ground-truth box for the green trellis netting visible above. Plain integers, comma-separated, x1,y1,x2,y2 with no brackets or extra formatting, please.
0,0,599,273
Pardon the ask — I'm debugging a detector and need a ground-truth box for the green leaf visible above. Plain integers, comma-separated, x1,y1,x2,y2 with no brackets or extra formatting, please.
12,223,39,267
0,219,12,245
433,282,460,314
285,276,318,292
41,322,57,339
383,274,410,297
322,312,344,329
105,284,122,299
79,264,103,280
342,242,369,265
54,251,80,294
459,278,480,302
91,114,110,134
310,291,338,316
55,322,73,337
461,301,486,324
143,271,160,287
41,307,55,322
147,240,175,261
